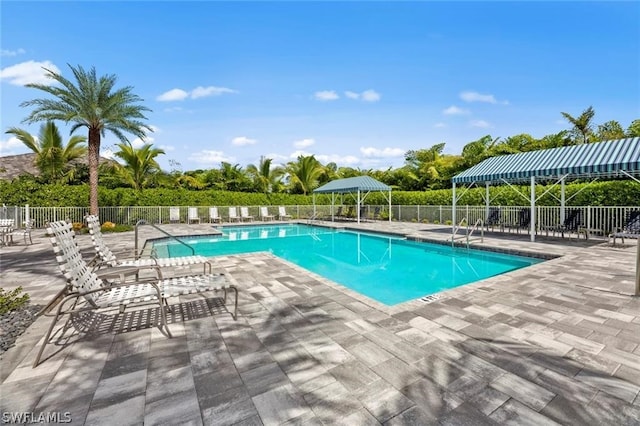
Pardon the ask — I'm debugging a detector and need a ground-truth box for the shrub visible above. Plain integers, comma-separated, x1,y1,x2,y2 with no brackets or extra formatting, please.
72,222,84,232
0,287,30,315
101,221,116,229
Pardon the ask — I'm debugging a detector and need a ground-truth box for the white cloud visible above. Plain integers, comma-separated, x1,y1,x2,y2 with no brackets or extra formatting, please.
231,136,257,146
0,60,60,86
361,89,381,102
293,138,315,148
189,150,235,165
163,106,184,112
0,136,24,155
434,122,447,128
158,144,175,152
191,86,237,99
360,147,405,158
101,148,115,160
157,86,237,102
344,89,381,102
1,48,26,57
443,105,469,115
344,91,360,100
314,90,339,101
157,88,189,101
460,91,509,105
470,120,491,128
316,154,360,165
289,150,314,158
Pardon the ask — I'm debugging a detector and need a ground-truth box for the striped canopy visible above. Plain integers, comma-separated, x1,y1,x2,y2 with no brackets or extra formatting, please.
452,137,640,184
314,176,391,194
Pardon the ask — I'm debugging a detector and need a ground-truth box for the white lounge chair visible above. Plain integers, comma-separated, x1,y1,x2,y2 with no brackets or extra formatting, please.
0,218,15,246
35,220,239,367
260,207,275,221
278,206,292,221
240,207,254,222
188,207,201,224
10,220,33,245
169,207,180,223
228,207,241,222
209,207,221,223
86,215,213,274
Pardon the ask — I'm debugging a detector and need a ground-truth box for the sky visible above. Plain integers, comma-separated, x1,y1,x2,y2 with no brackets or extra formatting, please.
1,1,639,173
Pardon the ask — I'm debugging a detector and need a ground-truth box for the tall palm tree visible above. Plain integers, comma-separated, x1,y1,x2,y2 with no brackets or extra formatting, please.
6,121,86,182
246,156,284,193
561,106,595,144
112,142,165,190
286,155,323,195
19,64,152,214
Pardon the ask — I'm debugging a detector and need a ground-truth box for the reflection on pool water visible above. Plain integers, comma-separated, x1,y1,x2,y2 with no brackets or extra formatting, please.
149,224,542,306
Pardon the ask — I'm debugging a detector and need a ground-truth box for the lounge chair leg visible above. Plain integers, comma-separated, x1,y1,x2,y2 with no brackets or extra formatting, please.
229,286,238,320
33,295,76,368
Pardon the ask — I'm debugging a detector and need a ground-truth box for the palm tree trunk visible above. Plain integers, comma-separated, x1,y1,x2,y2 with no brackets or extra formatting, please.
88,128,101,215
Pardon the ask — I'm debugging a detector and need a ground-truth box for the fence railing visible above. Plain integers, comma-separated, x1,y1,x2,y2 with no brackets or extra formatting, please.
1,204,638,237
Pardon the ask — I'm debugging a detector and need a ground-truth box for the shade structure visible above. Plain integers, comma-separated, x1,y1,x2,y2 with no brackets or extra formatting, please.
450,138,640,242
453,137,640,184
313,176,392,223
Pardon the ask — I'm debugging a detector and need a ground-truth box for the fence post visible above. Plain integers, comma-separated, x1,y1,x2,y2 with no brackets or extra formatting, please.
439,205,442,224
417,205,420,222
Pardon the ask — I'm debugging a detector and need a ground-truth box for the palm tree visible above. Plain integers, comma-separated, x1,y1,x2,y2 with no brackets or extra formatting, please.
246,156,284,193
111,142,165,190
561,106,595,144
19,64,152,214
5,121,86,182
286,155,323,195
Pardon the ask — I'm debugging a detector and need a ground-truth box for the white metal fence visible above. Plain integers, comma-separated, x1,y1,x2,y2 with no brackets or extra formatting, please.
2,204,639,237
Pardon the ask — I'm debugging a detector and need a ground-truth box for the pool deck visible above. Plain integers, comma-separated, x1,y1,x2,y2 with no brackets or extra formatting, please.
2,220,640,425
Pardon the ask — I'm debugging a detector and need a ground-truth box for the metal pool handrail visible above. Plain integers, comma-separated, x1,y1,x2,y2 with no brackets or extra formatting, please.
134,219,195,258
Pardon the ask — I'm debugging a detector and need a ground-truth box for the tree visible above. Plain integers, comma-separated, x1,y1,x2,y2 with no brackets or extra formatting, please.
626,119,640,138
594,120,625,142
286,155,323,195
246,156,284,193
20,64,152,214
111,142,165,190
561,106,595,144
5,121,86,183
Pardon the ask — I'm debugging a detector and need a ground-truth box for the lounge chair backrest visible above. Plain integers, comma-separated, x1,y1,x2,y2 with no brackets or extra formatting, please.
373,206,381,219
209,207,219,219
188,207,199,220
47,221,102,305
345,206,354,217
486,207,501,225
86,215,118,267
260,207,269,217
170,207,180,222
0,218,14,227
241,207,251,217
229,207,238,218
335,206,343,217
519,208,530,227
626,211,640,232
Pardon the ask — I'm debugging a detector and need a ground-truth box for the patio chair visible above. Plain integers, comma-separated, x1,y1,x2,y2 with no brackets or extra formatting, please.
278,206,292,221
240,207,254,222
188,207,201,224
34,220,238,368
260,206,275,221
10,219,33,245
359,205,368,221
610,210,640,245
504,208,531,234
485,207,502,231
228,207,241,222
545,208,582,238
209,207,221,223
169,207,180,223
85,215,213,274
372,206,381,220
0,218,14,246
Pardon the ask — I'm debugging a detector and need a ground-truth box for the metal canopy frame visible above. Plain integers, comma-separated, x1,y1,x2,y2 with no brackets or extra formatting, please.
313,176,392,223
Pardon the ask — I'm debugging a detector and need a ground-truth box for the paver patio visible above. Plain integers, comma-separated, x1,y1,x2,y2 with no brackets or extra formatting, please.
1,221,640,425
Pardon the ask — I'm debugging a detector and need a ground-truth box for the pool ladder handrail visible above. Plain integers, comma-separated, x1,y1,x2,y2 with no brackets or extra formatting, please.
451,217,484,248
307,212,319,223
134,219,196,258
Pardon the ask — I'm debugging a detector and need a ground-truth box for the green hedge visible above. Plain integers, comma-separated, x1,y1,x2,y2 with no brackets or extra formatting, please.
1,179,638,207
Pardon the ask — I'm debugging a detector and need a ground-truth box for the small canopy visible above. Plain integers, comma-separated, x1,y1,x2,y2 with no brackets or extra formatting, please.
313,176,391,223
450,137,640,242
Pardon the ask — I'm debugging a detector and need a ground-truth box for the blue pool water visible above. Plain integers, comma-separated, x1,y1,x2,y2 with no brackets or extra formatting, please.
150,224,542,305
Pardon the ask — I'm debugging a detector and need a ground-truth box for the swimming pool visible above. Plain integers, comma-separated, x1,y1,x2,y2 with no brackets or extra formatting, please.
149,224,542,305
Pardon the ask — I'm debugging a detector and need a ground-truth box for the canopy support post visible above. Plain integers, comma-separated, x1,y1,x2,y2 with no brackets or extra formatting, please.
452,183,457,235
560,177,566,224
530,176,536,242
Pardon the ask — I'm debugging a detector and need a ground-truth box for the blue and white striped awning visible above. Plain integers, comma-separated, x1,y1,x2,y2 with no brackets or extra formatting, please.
452,137,640,184
314,176,391,193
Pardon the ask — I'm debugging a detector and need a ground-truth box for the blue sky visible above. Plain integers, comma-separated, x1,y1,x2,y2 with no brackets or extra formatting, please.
1,1,639,172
